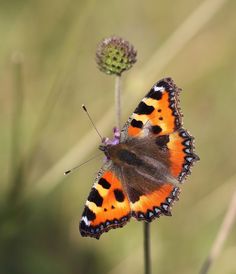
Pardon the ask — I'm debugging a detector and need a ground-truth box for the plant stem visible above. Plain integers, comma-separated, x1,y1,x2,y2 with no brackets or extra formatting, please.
115,76,121,129
144,222,151,274
200,190,236,274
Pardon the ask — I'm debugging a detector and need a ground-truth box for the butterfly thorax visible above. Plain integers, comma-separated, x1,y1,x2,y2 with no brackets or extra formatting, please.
99,127,146,167
106,143,143,167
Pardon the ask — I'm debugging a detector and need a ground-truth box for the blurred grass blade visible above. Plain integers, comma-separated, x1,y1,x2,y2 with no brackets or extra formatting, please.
27,111,113,196
24,0,98,173
192,173,236,222
138,0,228,84
9,52,25,202
200,190,236,274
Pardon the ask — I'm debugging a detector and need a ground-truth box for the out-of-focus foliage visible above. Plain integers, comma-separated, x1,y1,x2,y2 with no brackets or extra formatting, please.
0,0,236,273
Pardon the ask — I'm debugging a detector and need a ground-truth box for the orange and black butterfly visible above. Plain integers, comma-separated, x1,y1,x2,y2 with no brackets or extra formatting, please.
80,77,199,239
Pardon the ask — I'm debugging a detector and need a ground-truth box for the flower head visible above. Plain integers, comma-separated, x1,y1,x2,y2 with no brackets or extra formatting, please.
96,36,137,76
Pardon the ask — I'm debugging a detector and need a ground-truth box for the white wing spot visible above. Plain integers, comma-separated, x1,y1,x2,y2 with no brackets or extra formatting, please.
81,216,91,226
185,140,191,146
154,85,165,92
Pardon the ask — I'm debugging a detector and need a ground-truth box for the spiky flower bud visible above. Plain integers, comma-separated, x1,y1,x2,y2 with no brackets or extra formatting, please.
96,36,137,76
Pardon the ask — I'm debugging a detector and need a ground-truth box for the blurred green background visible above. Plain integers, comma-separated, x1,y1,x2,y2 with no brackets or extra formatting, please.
1,0,236,273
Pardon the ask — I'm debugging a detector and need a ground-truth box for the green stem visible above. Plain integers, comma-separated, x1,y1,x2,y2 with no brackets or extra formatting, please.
115,76,121,130
144,222,151,274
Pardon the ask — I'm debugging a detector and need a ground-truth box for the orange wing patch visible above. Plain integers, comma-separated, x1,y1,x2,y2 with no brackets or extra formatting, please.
168,129,199,182
126,78,182,138
80,171,131,239
130,184,180,221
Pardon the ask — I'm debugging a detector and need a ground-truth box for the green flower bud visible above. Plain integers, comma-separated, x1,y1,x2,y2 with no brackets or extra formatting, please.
96,36,137,76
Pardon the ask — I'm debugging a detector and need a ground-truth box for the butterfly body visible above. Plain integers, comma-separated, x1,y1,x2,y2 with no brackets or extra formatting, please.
80,77,199,239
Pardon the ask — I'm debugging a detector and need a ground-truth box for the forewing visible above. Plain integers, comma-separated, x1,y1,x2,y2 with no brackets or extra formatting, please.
79,168,131,239
121,77,199,182
121,77,182,140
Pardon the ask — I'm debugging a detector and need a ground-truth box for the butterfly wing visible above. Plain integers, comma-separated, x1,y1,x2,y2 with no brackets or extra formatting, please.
119,77,199,222
121,77,182,139
79,168,131,239
121,77,199,182
167,128,199,182
129,182,180,221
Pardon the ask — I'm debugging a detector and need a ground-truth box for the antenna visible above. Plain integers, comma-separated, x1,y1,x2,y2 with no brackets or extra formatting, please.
82,104,103,141
64,153,102,175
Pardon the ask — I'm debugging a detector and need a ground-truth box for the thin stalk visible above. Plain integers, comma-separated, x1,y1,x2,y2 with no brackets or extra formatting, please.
115,76,121,129
200,190,236,274
144,222,151,274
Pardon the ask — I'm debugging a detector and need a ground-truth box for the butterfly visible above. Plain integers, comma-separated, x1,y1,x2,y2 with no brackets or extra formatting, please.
79,77,199,239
